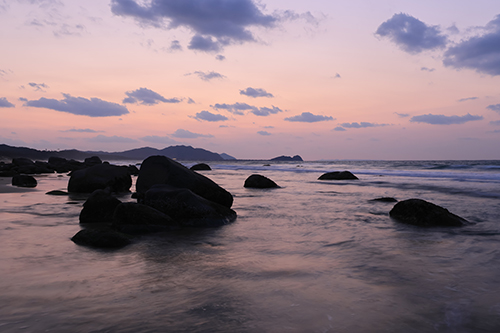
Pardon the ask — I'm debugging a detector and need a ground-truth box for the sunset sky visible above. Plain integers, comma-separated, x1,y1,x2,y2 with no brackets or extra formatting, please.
1,0,500,160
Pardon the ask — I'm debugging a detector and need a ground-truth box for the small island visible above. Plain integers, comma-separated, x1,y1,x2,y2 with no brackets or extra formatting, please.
270,155,303,162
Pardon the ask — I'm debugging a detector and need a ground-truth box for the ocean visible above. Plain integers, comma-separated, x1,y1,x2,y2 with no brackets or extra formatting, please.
1,159,500,332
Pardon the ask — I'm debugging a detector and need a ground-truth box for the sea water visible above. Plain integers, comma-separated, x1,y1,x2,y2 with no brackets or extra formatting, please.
1,160,500,332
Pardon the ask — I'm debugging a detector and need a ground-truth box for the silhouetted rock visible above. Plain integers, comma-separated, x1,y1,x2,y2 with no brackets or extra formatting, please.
136,155,233,208
244,174,279,188
71,228,131,248
190,163,212,171
370,197,398,202
270,155,303,162
84,156,102,166
68,164,132,193
79,189,122,224
112,202,180,234
46,190,68,195
143,185,237,228
318,171,359,180
12,175,37,187
127,165,140,176
389,199,469,227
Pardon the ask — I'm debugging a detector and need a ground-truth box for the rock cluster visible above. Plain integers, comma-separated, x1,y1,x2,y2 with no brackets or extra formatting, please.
71,155,236,249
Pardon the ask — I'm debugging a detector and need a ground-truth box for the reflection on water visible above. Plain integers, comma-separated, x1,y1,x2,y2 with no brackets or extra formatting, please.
1,162,500,332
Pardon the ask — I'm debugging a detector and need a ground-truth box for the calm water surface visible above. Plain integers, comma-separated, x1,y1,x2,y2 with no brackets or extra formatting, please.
1,160,500,332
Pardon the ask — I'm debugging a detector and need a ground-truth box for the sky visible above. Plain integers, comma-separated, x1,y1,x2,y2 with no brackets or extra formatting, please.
1,0,500,160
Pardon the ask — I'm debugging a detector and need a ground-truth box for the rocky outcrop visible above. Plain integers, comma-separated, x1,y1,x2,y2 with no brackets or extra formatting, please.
68,163,132,193
389,199,469,227
270,155,303,162
143,185,237,228
79,189,122,224
318,171,358,180
136,155,233,208
112,202,180,234
12,175,37,187
244,174,279,188
71,228,131,248
190,163,212,171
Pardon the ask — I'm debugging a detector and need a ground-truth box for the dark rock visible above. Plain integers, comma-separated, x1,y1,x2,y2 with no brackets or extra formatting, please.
112,202,180,234
244,174,279,188
143,185,237,228
71,228,131,248
318,171,359,180
136,155,233,208
84,156,102,166
127,165,139,176
370,197,398,203
270,155,303,162
190,163,212,171
12,157,35,167
12,175,37,187
0,171,17,177
79,189,122,224
46,190,69,195
68,164,132,193
389,199,469,227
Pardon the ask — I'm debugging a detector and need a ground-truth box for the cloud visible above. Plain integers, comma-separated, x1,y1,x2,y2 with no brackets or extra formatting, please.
24,93,129,117
140,135,179,144
61,128,104,133
487,104,500,113
0,97,14,108
240,87,274,98
216,55,226,61
410,113,483,125
457,97,478,102
28,82,49,91
211,102,255,115
251,106,282,116
376,13,447,54
443,15,500,76
187,98,196,104
421,67,435,72
395,112,410,118
284,112,334,123
333,127,346,131
123,87,181,105
186,71,226,81
257,131,271,136
110,0,278,52
193,110,228,122
172,129,213,138
88,135,138,143
340,122,389,128
490,120,500,126
332,73,341,79
168,40,182,51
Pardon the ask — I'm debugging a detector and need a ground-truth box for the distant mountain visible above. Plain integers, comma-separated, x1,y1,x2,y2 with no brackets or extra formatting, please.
0,144,225,162
220,153,236,160
270,155,303,162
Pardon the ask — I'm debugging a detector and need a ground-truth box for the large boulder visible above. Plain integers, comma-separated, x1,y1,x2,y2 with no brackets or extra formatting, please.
318,171,358,180
244,174,279,188
84,156,102,166
79,189,122,224
136,155,233,208
389,199,469,227
12,175,37,187
68,163,132,193
71,228,131,249
143,185,237,228
112,202,180,234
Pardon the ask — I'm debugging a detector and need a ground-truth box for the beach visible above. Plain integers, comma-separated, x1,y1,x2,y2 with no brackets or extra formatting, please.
1,159,500,332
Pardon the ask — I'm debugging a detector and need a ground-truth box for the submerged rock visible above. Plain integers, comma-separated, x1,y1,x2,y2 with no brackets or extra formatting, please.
71,228,131,248
389,199,469,227
318,171,359,180
370,197,398,203
68,163,132,193
190,163,212,171
112,202,180,234
143,185,237,228
136,155,233,208
79,189,122,224
12,175,37,187
244,174,279,188
46,190,69,195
